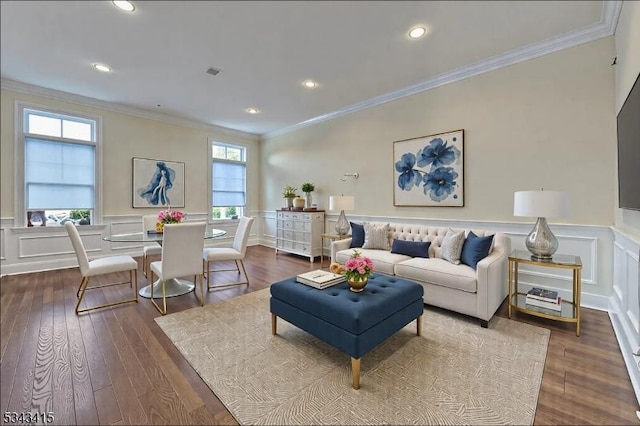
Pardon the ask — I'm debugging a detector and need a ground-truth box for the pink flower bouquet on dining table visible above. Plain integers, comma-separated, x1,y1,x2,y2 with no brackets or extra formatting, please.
155,209,185,231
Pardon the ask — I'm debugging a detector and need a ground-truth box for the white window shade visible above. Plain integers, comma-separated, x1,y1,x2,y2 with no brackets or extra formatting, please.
212,160,246,207
25,138,95,209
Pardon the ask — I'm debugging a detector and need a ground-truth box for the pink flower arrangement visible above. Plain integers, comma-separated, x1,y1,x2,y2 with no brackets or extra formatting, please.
344,250,375,281
156,208,185,231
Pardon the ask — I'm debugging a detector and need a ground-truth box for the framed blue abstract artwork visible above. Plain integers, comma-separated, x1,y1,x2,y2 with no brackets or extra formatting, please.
132,157,185,208
393,129,464,207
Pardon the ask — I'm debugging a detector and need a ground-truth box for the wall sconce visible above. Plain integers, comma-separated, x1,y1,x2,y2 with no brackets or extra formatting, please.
341,172,359,181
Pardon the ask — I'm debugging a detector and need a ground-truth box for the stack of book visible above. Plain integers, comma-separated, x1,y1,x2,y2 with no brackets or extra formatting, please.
525,287,562,312
296,270,345,289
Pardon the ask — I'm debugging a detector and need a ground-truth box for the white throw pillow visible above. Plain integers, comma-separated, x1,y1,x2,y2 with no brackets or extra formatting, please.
440,228,465,264
362,223,391,250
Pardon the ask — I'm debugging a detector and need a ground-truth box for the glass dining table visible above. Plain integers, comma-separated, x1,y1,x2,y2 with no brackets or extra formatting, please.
103,228,226,299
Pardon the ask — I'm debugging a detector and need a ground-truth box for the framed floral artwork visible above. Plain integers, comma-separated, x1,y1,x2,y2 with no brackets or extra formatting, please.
393,129,464,207
132,157,185,208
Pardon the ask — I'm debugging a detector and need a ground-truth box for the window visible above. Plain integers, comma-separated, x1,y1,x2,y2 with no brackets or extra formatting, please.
16,104,101,227
210,141,246,220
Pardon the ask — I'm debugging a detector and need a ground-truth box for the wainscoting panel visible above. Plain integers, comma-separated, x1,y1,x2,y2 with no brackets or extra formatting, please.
19,230,102,258
610,228,640,404
261,211,277,248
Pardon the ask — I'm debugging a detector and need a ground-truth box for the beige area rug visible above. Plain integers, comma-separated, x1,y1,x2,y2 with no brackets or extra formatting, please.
155,289,550,425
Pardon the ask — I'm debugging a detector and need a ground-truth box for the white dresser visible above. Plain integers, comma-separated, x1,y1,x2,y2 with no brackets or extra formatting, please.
276,210,325,262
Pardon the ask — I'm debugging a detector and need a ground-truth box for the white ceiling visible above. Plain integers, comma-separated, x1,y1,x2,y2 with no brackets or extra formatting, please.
0,1,616,137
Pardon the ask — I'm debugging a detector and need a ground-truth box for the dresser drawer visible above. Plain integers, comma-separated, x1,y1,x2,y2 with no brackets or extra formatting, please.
294,242,311,253
293,221,311,232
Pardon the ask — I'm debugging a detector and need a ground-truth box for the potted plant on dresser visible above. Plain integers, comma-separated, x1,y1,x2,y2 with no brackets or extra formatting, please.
301,182,315,209
282,185,297,209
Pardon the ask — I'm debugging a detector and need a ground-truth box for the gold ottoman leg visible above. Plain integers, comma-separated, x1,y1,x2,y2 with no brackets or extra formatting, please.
351,357,361,389
271,314,277,335
417,314,423,336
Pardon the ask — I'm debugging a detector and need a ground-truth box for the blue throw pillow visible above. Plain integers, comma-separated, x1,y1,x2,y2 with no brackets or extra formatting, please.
460,231,494,269
350,222,365,248
390,239,430,258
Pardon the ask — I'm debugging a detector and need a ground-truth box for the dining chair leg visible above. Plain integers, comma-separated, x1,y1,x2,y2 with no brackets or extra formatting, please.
206,260,211,289
238,259,250,287
75,276,90,314
75,270,139,315
162,280,166,314
76,276,84,298
132,269,138,302
150,279,168,315
142,254,147,278
199,273,204,306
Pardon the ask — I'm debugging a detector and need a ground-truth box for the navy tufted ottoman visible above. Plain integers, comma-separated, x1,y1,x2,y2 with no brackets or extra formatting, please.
270,274,424,389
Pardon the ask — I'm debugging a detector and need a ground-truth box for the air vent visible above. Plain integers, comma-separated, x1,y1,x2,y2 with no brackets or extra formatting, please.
206,67,221,76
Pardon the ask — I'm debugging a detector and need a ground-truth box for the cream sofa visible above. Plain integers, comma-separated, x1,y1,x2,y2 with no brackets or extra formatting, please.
331,223,511,327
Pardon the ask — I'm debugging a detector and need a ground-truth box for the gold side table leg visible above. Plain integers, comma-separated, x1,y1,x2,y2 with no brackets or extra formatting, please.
576,267,582,337
508,260,513,318
351,357,361,389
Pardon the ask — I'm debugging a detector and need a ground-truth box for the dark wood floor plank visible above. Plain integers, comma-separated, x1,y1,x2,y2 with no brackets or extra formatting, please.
62,270,100,426
137,389,192,426
0,246,637,425
51,271,75,425
111,306,194,423
31,274,55,414
5,277,44,414
113,304,207,415
187,404,227,425
101,308,154,398
0,278,18,354
74,275,112,394
93,386,121,425
116,303,171,365
0,279,34,413
88,288,148,425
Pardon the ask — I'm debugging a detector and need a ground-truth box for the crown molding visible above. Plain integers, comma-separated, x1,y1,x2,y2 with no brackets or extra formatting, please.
1,2,621,142
0,78,260,141
265,0,622,139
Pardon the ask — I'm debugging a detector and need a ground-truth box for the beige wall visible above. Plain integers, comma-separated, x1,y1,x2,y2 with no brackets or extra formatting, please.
614,0,640,237
261,37,616,226
0,90,260,218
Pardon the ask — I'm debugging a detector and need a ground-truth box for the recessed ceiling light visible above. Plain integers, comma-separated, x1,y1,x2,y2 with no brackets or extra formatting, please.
93,63,112,73
302,80,318,89
113,1,135,12
246,108,259,114
408,26,427,39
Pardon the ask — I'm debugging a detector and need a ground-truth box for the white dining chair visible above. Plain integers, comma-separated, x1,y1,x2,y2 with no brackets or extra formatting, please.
65,222,138,314
149,222,207,315
142,214,162,278
202,216,254,290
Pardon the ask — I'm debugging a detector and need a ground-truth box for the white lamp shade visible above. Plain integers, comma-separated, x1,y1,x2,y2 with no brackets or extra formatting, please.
329,195,355,212
514,190,570,218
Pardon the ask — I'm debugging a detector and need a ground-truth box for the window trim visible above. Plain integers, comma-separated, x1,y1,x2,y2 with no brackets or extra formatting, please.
208,138,247,222
14,101,103,227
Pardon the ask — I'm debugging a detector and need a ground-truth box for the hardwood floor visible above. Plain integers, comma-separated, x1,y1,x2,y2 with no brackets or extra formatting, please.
1,244,638,425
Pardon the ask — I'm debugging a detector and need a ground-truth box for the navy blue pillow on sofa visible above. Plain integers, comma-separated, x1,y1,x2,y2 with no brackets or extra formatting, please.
350,222,365,248
460,231,494,269
390,239,430,258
